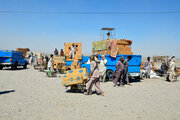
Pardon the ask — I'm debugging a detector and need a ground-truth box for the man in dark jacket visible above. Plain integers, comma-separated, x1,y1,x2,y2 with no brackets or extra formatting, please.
113,57,124,87
123,56,132,85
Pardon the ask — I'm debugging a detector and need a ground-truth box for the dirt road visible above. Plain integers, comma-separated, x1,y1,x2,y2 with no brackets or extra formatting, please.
0,66,180,120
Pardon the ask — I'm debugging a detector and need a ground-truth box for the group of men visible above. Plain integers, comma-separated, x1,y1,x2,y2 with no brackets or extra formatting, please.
141,56,177,82
113,56,132,87
85,53,133,95
28,53,54,72
54,48,64,56
91,53,133,86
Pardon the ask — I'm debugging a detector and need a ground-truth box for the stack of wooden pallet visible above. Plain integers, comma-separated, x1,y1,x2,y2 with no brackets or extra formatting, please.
64,43,82,61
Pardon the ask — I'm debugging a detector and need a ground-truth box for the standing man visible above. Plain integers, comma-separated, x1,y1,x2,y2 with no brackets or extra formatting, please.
99,55,107,82
60,49,64,56
69,43,76,59
85,55,104,96
29,54,33,66
161,59,167,76
54,48,58,55
167,56,176,82
144,57,152,78
48,55,54,72
94,53,100,69
123,56,132,85
113,57,124,87
33,54,38,66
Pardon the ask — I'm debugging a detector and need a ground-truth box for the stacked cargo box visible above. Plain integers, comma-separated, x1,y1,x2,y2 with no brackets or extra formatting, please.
117,39,133,55
71,59,80,69
62,68,88,87
92,39,133,56
64,43,82,61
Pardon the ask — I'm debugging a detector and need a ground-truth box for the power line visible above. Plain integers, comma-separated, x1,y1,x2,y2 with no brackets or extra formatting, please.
0,10,180,14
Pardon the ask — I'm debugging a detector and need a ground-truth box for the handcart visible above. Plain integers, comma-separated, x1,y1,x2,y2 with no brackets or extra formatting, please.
62,68,89,92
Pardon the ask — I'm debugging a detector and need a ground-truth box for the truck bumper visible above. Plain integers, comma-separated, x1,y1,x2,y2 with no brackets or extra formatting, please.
0,63,12,65
129,73,141,77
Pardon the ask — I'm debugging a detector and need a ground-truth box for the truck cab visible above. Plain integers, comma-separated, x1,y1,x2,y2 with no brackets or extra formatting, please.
0,50,28,70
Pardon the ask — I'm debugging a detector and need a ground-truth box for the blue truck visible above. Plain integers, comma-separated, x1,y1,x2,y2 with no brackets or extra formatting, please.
64,55,141,81
80,55,142,81
0,50,28,70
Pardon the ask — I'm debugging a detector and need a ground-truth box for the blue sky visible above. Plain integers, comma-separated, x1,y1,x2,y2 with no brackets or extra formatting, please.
0,0,180,58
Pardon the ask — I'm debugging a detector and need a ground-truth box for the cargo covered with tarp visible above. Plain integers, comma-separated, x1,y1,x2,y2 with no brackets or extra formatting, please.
92,40,107,51
92,39,133,58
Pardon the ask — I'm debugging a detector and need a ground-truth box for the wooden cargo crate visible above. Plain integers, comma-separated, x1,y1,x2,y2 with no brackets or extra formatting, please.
118,47,131,51
92,50,109,55
62,74,83,87
118,51,133,55
117,39,133,45
64,43,82,60
71,59,80,69
62,68,88,87
66,68,88,79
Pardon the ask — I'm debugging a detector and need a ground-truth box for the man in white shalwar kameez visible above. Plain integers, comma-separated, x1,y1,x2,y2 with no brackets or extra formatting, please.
29,55,33,66
144,57,152,78
168,56,176,82
69,43,76,59
99,55,107,82
48,55,54,71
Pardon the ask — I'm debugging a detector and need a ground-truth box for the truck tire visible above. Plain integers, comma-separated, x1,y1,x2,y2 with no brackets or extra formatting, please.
0,65,3,70
135,75,141,80
23,62,27,69
11,62,17,70
106,70,114,81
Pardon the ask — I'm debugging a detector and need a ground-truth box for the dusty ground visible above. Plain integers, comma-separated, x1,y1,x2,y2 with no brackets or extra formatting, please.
0,66,180,120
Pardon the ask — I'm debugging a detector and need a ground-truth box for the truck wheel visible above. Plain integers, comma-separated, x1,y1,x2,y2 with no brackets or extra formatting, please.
135,76,141,80
106,70,114,81
0,65,3,70
11,62,17,70
23,62,27,69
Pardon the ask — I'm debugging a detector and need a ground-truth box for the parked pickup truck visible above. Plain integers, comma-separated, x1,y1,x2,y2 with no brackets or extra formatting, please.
81,55,142,81
0,50,28,70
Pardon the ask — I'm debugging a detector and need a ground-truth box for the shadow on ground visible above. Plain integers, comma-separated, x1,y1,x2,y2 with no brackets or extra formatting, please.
0,90,15,95
1,67,29,71
129,78,142,83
